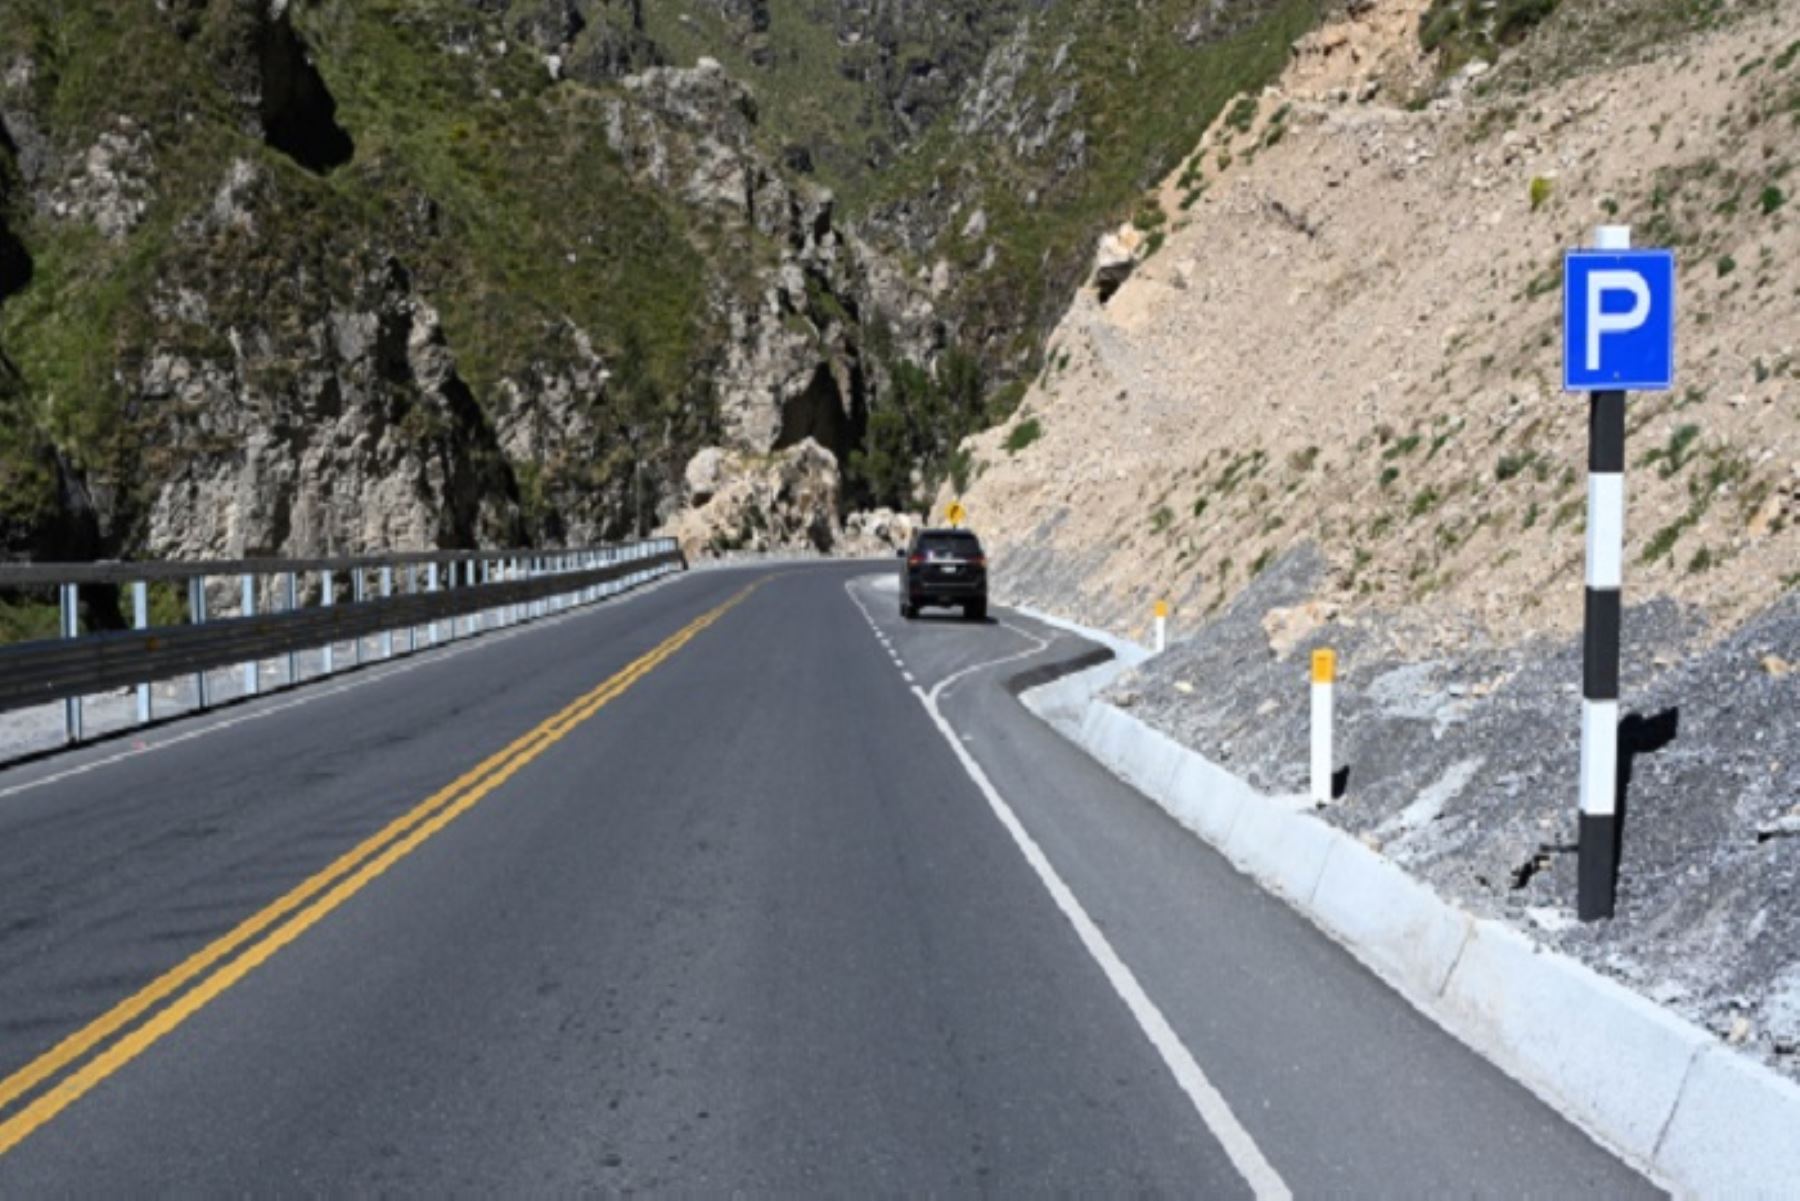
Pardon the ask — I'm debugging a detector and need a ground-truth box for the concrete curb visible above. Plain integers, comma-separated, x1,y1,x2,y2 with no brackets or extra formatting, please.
1020,655,1800,1200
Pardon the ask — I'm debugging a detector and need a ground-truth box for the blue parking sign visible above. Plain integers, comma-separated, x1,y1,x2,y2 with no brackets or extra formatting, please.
1563,249,1675,391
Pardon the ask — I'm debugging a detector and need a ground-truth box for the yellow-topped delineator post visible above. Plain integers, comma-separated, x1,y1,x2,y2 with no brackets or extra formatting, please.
1311,649,1336,804
1153,600,1169,653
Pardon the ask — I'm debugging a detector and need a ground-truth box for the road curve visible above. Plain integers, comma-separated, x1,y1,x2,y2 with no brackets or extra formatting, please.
0,562,1656,1195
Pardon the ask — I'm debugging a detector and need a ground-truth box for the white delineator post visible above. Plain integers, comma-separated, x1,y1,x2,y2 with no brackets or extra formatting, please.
1579,225,1631,922
1153,600,1169,654
1311,649,1336,805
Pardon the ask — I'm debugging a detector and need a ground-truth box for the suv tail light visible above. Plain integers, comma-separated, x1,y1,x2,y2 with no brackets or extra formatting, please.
970,555,986,568
908,554,924,566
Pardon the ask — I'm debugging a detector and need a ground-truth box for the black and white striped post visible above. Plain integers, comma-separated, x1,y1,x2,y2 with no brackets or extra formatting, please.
1577,224,1631,921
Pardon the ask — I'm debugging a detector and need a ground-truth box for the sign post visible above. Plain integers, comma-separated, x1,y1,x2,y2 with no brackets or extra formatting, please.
1563,225,1674,921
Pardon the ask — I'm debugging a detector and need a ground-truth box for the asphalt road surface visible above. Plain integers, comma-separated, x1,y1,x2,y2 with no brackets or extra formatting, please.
0,562,1658,1195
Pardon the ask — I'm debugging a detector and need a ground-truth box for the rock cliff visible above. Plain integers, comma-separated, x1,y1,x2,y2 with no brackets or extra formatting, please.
0,0,1318,572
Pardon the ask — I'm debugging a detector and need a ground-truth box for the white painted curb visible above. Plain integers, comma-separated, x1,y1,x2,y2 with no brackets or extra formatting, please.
1021,656,1800,1200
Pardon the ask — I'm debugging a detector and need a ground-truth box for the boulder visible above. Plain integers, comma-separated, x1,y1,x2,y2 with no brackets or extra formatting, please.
1093,223,1144,301
663,438,843,558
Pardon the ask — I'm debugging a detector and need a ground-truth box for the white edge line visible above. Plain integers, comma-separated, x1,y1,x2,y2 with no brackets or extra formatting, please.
844,577,1291,1200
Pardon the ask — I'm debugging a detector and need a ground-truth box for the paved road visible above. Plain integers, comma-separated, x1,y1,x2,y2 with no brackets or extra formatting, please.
0,562,1656,1195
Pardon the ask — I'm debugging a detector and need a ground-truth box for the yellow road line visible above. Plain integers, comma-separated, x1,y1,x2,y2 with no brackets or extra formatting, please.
0,584,754,1157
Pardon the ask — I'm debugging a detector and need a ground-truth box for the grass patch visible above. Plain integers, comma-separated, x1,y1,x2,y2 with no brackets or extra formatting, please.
1496,450,1538,481
1640,423,1702,477
1005,417,1044,455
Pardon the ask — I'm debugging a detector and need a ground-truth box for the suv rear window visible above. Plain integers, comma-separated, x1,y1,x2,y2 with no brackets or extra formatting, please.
918,533,982,557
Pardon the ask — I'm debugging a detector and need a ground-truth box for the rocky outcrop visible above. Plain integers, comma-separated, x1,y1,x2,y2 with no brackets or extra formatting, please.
138,158,521,560
663,438,841,557
1091,223,1144,303
199,0,356,175
43,117,154,241
602,55,943,480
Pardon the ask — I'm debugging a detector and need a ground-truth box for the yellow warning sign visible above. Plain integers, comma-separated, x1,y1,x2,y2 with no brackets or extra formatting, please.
946,501,967,527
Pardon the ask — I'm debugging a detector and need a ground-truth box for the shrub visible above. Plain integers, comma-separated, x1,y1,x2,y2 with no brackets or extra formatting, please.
1641,423,1702,477
1495,0,1557,44
1496,450,1536,481
1005,417,1043,455
1410,487,1442,518
1643,515,1693,563
1224,95,1258,135
1717,254,1737,277
1150,505,1174,534
1529,175,1554,211
1760,185,1788,214
1383,433,1423,460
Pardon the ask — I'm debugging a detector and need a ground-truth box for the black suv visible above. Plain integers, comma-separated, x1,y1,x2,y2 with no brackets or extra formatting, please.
899,529,988,620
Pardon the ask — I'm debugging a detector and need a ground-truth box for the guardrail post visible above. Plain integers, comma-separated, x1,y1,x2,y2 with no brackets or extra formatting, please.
285,572,300,684
352,569,366,664
241,573,259,697
480,559,492,630
407,567,418,652
60,583,82,744
380,567,394,658
133,581,152,724
189,575,210,710
426,562,440,646
321,569,335,675
464,560,477,635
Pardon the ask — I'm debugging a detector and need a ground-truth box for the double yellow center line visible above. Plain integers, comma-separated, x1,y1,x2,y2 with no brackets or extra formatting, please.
0,583,755,1157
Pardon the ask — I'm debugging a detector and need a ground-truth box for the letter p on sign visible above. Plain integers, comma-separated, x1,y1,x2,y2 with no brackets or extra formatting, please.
1563,249,1675,392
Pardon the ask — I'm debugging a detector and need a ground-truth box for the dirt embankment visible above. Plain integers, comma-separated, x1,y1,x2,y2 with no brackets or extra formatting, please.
952,0,1800,1078
955,0,1798,648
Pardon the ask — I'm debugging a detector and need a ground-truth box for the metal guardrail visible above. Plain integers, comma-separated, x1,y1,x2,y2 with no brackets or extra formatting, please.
0,539,684,744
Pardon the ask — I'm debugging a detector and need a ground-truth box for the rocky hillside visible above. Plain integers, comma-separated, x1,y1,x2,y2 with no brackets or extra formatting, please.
957,0,1798,647
0,0,1321,584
